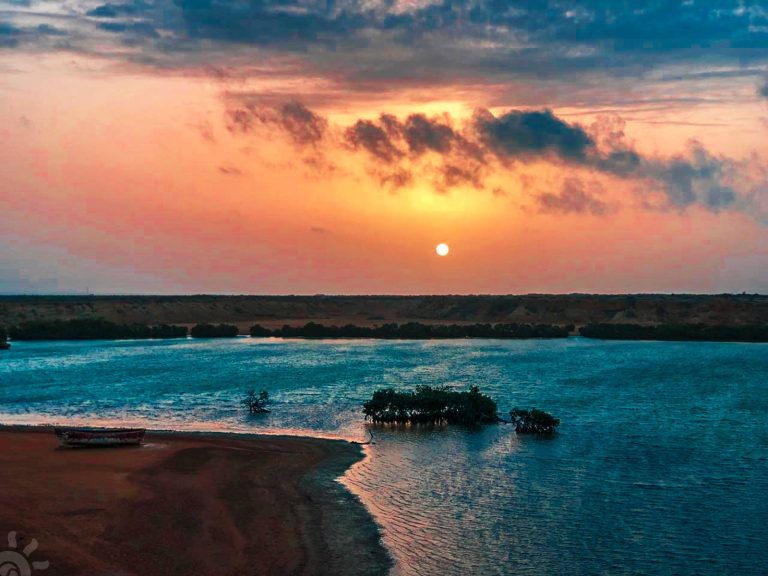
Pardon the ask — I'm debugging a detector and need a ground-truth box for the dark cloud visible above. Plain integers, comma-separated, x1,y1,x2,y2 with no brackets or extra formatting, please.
345,120,403,163
170,0,366,49
87,2,148,18
343,112,484,164
277,101,327,146
5,1,768,100
644,144,738,211
474,109,594,162
401,114,456,155
760,79,768,99
232,102,750,215
537,179,609,216
0,22,22,47
227,101,326,146
96,20,159,37
438,164,483,192
0,20,68,47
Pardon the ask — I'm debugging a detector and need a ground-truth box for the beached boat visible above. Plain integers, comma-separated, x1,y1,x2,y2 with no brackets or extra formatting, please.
55,427,146,447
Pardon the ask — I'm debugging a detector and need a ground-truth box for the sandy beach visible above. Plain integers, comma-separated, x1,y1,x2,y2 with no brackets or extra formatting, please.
0,428,390,576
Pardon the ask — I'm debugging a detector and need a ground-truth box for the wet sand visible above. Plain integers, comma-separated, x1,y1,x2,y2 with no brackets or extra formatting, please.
0,428,390,576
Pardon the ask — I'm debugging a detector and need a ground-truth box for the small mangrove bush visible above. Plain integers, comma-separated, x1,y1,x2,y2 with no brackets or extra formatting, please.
243,389,270,414
509,408,560,434
363,385,499,425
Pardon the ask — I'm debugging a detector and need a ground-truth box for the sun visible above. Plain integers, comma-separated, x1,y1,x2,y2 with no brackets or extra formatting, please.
436,243,450,256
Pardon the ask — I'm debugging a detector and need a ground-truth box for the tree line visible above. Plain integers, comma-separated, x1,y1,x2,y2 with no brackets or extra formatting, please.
250,321,574,339
2,318,240,340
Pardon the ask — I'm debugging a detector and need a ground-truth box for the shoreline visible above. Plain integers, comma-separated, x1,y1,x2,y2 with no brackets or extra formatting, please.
0,426,392,576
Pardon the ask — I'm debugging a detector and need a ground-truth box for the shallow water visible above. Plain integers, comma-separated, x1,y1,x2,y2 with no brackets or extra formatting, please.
1,337,767,574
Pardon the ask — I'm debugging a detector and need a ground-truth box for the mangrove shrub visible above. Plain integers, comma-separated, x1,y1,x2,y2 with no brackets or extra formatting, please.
243,389,270,414
363,385,499,425
509,408,560,434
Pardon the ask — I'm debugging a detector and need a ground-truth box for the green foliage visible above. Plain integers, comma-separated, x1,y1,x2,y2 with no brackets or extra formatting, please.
580,323,768,342
249,324,272,337
243,389,270,414
509,408,560,434
363,385,499,425
250,321,573,339
190,323,239,338
9,318,188,340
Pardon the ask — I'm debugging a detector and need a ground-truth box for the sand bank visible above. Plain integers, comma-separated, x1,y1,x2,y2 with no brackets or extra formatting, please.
0,428,390,576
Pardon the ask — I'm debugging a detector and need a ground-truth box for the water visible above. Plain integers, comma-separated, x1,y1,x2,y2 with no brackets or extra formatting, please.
1,337,767,574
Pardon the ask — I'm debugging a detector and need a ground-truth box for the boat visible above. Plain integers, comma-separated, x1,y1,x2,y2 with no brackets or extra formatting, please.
0,341,9,350
54,427,146,447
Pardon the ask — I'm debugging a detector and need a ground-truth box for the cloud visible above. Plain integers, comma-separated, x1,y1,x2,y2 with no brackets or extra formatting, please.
87,2,149,19
537,179,609,216
473,108,594,162
345,120,403,163
438,164,483,191
0,22,21,48
378,168,413,191
228,101,757,216
227,101,326,146
760,79,768,99
218,164,242,176
3,0,768,104
400,114,457,155
0,20,68,48
643,144,738,210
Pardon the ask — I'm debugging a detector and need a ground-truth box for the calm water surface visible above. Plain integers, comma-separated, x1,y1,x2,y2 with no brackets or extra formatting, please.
1,337,767,575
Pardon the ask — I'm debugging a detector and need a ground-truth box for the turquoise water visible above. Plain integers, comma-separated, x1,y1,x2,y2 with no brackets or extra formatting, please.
1,337,767,574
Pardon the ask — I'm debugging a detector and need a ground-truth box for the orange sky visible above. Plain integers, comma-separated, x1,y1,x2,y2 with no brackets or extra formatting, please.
1,3,767,294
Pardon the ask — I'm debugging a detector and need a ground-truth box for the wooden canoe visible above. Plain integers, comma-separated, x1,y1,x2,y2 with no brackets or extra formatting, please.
55,427,146,447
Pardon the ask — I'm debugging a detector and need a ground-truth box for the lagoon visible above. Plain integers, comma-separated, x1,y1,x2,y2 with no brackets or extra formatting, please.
1,337,767,574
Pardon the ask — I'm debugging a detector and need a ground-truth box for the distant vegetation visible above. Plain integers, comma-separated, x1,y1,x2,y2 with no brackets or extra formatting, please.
509,408,560,434
190,323,239,338
580,323,768,342
8,318,187,340
363,385,499,425
242,389,270,414
0,326,8,349
250,322,573,339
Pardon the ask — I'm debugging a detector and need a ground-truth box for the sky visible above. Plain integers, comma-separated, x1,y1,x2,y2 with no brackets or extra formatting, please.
1,0,767,294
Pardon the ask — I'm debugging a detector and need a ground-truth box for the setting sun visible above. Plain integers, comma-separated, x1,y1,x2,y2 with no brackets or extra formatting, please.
436,243,450,256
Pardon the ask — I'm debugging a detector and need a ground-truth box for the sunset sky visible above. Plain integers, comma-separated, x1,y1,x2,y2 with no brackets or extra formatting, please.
1,0,767,294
